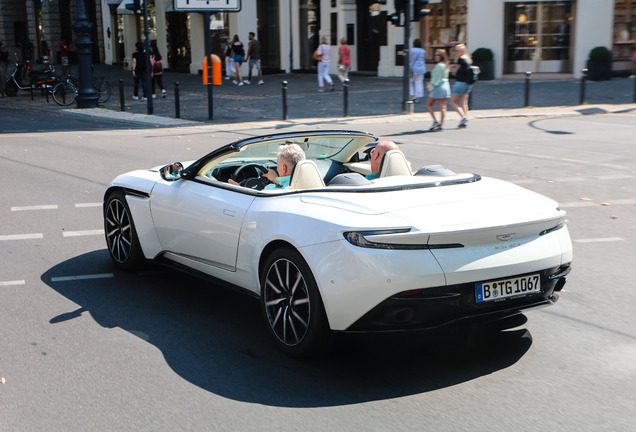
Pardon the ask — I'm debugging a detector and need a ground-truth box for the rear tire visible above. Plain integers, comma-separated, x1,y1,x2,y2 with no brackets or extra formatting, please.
261,247,328,357
104,191,145,270
94,77,111,104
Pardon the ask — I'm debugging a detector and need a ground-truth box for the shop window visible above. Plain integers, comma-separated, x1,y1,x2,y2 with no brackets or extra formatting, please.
504,1,572,73
613,0,636,73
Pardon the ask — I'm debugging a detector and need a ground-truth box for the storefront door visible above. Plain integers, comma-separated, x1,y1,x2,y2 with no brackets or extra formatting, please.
504,1,574,73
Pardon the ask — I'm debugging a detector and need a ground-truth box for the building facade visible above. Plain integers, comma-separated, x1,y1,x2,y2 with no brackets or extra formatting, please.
0,1,633,78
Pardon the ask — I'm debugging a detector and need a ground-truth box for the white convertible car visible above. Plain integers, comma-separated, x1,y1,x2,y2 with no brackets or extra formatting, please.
104,130,573,356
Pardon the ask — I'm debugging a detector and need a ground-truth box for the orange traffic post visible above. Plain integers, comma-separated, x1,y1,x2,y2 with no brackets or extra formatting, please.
202,54,222,85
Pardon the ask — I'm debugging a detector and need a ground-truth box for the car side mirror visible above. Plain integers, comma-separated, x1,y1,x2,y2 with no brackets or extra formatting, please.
159,162,184,181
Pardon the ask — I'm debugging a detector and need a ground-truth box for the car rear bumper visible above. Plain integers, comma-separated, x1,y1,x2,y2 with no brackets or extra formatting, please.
345,264,570,332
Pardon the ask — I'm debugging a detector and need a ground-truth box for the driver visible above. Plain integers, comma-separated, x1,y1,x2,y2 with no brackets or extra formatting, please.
366,140,400,180
262,143,305,189
227,143,305,189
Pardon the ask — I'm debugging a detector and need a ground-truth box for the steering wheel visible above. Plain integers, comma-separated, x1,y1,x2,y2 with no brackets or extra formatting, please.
232,163,269,182
231,163,272,190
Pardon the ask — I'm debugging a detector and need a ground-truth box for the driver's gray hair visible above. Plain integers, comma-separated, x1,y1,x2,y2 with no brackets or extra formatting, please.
278,143,305,167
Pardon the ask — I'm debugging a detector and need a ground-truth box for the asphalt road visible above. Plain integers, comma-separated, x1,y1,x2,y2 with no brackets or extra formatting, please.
1,109,635,431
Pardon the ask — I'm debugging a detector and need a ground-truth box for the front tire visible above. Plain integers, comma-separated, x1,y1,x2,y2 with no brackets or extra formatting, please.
104,191,145,270
52,82,77,106
261,247,327,357
5,80,18,97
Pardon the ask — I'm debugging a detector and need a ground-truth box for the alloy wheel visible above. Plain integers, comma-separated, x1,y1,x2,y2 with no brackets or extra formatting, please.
105,197,133,264
263,258,311,347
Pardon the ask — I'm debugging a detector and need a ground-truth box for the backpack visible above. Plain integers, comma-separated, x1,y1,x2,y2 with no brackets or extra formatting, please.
467,65,480,84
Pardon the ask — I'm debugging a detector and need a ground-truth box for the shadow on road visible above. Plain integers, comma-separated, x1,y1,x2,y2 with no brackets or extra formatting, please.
42,250,533,408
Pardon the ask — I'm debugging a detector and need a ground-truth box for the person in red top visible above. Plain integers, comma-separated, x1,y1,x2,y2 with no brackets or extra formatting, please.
59,39,69,74
337,37,350,84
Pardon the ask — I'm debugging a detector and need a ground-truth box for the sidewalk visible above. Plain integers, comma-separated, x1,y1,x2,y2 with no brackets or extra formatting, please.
1,63,635,127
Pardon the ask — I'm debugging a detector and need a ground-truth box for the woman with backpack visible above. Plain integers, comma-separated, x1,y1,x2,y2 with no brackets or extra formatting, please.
150,41,166,98
450,43,473,128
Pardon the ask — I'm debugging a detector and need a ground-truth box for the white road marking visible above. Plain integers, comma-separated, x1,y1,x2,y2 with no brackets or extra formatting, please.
0,233,44,241
51,273,115,282
62,229,104,237
574,237,625,243
11,205,58,211
0,280,25,287
75,203,102,208
560,202,599,208
561,198,636,208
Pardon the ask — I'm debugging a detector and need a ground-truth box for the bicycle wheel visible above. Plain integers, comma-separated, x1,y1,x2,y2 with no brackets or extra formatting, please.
94,77,111,104
52,82,77,106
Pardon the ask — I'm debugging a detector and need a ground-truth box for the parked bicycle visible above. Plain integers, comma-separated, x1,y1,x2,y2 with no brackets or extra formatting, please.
4,53,77,106
65,73,111,104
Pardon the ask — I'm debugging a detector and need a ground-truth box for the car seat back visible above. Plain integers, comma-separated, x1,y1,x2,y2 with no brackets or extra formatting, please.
379,150,412,177
289,160,326,189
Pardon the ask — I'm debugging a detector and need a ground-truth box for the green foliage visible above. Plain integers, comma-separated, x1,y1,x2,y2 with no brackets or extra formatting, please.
588,46,612,62
471,48,494,62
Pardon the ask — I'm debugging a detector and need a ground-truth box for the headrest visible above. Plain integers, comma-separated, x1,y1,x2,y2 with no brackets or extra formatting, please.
289,160,326,190
379,150,412,177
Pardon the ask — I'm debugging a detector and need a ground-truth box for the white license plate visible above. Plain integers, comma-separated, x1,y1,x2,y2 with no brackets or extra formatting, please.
475,274,541,303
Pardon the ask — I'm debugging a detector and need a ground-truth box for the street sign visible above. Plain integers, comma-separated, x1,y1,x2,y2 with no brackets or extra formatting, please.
173,0,241,12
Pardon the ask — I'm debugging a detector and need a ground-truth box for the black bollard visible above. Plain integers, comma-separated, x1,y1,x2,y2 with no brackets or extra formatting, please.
579,68,588,105
633,74,636,103
119,78,125,112
282,81,288,120
175,81,180,119
343,79,349,117
524,71,532,107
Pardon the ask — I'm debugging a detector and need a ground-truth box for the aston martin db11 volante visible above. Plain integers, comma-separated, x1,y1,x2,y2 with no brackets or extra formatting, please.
104,130,573,356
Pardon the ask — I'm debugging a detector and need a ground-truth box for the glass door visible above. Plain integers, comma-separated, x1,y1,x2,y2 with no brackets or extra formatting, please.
505,1,573,73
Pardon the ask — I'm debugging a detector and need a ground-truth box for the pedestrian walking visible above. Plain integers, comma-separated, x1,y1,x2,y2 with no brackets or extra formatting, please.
245,32,264,85
337,37,350,83
132,42,148,101
224,39,234,80
150,40,166,98
450,43,473,128
0,41,9,98
315,36,333,92
409,38,426,102
231,35,245,86
427,49,451,131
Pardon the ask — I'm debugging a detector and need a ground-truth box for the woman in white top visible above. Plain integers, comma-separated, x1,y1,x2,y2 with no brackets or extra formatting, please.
316,37,334,92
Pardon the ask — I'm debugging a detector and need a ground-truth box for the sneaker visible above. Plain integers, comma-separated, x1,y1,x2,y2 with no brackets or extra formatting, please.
330,83,335,92
225,76,230,80
238,82,244,86
258,80,264,85
139,97,145,102
161,90,166,98
459,117,468,128
232,80,238,85
152,94,156,99
318,87,325,93
132,95,139,100
244,80,251,85
429,122,441,131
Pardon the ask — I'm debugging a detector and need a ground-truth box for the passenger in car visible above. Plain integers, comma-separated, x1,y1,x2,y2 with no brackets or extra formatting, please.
366,140,400,180
262,143,306,189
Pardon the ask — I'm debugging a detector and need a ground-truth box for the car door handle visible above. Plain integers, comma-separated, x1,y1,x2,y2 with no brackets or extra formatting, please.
223,209,236,217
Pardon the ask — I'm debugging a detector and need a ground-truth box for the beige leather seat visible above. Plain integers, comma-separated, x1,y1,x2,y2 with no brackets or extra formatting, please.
379,150,412,177
289,160,326,189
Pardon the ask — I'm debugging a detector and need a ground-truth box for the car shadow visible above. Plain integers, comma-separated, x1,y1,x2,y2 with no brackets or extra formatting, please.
42,250,533,408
